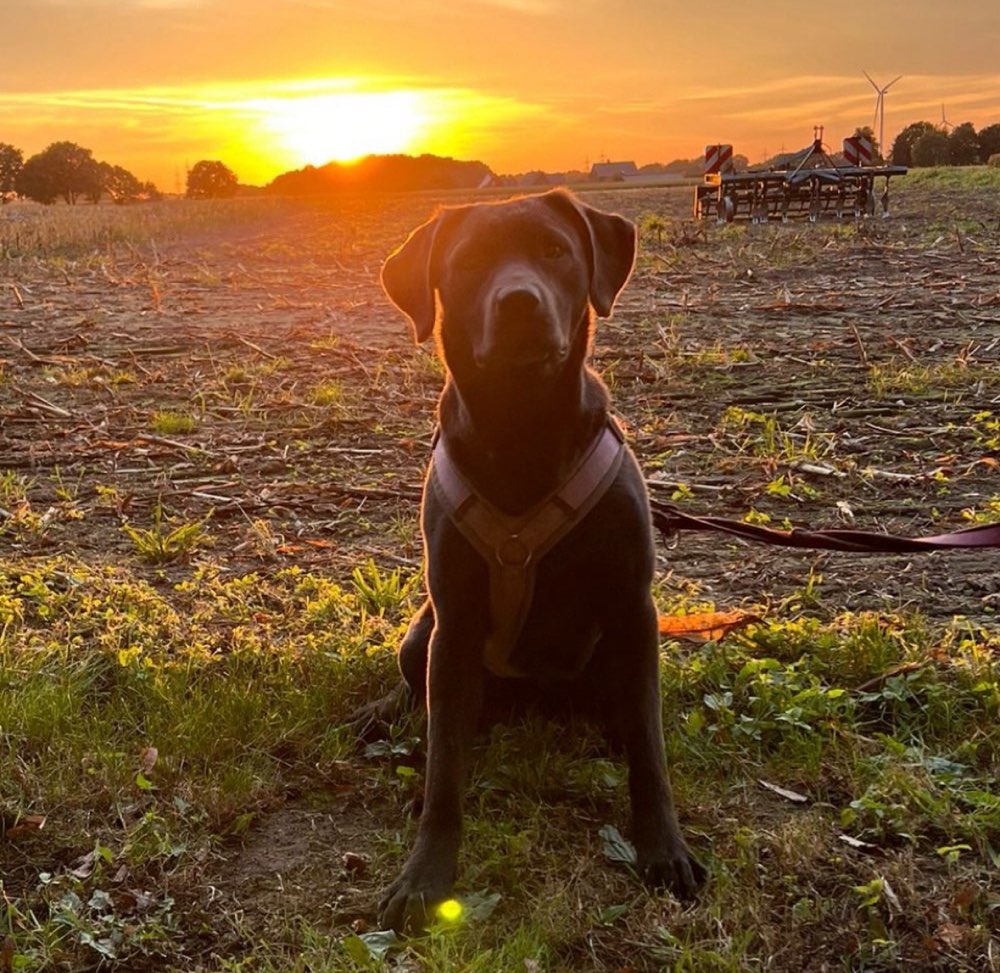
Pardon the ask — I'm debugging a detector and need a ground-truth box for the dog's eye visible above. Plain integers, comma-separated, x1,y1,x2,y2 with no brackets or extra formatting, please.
542,243,566,259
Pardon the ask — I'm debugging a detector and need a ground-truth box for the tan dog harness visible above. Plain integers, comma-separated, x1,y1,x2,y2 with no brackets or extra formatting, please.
428,420,626,677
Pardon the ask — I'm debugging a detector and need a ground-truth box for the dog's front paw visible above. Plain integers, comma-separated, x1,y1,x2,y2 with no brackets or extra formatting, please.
378,867,453,934
638,841,707,901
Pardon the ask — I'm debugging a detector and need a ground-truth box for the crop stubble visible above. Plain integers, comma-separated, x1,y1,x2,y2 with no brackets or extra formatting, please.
2,183,998,621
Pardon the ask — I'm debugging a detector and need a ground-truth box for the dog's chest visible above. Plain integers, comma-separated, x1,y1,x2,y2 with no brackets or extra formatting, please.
506,593,605,680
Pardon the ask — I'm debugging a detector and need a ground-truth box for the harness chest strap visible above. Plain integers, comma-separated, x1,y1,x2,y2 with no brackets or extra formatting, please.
429,420,626,678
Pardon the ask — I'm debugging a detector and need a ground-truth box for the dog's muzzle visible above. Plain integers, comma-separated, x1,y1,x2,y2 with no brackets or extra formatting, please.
474,280,568,369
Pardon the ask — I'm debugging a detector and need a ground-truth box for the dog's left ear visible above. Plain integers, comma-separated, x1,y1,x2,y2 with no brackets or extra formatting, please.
546,192,637,318
381,215,442,343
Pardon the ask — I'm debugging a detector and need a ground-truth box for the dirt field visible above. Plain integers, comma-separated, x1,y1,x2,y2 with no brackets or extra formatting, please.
2,177,999,971
3,179,999,617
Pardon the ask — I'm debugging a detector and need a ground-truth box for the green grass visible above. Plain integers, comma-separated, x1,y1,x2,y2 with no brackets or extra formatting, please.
149,410,198,435
903,165,1000,190
121,505,211,563
2,557,998,971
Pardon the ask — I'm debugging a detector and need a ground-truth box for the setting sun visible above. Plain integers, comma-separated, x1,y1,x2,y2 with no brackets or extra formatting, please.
255,90,431,165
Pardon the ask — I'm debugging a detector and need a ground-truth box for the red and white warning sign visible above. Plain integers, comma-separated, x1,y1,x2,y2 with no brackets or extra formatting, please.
704,144,734,175
843,136,874,167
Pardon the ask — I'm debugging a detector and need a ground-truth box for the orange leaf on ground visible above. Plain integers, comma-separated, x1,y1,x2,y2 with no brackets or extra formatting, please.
3,813,46,838
277,538,336,554
658,610,761,643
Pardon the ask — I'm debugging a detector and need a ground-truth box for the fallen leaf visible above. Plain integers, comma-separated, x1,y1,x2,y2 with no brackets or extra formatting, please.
934,922,969,948
837,833,877,851
71,850,97,879
347,929,399,961
139,746,158,774
342,851,369,875
276,540,337,553
3,813,46,838
599,823,638,867
460,890,502,923
880,876,902,915
758,779,809,804
1,936,14,973
951,884,980,910
659,610,761,643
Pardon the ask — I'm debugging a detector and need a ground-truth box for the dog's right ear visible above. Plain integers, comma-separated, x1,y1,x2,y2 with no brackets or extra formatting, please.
380,215,442,344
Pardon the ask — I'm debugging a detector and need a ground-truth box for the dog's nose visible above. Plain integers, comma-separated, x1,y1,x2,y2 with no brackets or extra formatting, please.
495,285,543,320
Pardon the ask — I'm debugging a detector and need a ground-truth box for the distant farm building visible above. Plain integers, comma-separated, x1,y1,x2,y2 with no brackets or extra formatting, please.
589,161,638,181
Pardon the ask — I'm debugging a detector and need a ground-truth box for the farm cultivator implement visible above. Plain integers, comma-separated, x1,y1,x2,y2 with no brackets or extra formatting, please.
694,129,907,223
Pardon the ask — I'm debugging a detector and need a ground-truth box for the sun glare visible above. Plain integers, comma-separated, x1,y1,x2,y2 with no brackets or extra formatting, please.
257,90,430,166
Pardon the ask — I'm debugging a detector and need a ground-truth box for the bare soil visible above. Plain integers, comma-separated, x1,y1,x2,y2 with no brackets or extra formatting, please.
3,183,999,619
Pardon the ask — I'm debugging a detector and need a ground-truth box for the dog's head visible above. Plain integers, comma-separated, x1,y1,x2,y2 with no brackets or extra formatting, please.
381,191,636,376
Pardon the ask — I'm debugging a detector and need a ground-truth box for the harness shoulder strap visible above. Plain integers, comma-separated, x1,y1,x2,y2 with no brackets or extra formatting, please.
428,420,625,677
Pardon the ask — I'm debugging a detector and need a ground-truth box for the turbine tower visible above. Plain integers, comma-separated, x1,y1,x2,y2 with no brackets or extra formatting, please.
864,72,902,157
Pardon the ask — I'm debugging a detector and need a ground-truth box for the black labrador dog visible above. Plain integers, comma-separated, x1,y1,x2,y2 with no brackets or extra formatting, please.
372,190,705,932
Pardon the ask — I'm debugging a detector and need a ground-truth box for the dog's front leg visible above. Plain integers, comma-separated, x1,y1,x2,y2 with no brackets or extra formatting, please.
378,625,484,933
612,598,706,899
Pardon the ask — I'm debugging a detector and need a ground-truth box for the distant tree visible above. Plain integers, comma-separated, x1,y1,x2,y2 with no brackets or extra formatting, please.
732,153,750,173
890,121,937,167
0,143,23,202
911,130,951,167
948,122,980,166
186,160,238,199
102,163,145,203
140,180,162,201
265,154,493,195
15,142,101,204
977,122,1000,163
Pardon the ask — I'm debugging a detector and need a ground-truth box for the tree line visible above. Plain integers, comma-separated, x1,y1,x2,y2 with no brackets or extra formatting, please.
2,124,997,207
0,141,241,204
889,120,1000,168
264,154,492,195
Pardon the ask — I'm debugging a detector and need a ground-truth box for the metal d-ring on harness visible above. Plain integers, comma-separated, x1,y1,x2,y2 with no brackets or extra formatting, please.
429,420,626,678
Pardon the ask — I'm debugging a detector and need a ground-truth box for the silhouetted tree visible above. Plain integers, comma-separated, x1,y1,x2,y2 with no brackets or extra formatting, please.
948,122,980,166
186,160,238,199
0,143,23,202
977,123,1000,163
911,130,951,167
266,154,493,195
15,155,58,204
890,121,937,167
100,163,146,203
15,142,102,204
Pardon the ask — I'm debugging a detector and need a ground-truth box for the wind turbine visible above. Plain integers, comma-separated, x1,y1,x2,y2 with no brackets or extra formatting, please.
940,104,953,133
864,72,902,157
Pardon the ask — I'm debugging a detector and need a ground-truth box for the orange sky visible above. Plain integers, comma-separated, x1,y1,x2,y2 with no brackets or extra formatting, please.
3,1,999,189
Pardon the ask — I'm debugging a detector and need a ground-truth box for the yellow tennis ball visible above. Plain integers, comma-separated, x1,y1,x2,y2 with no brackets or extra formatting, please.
437,898,463,922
